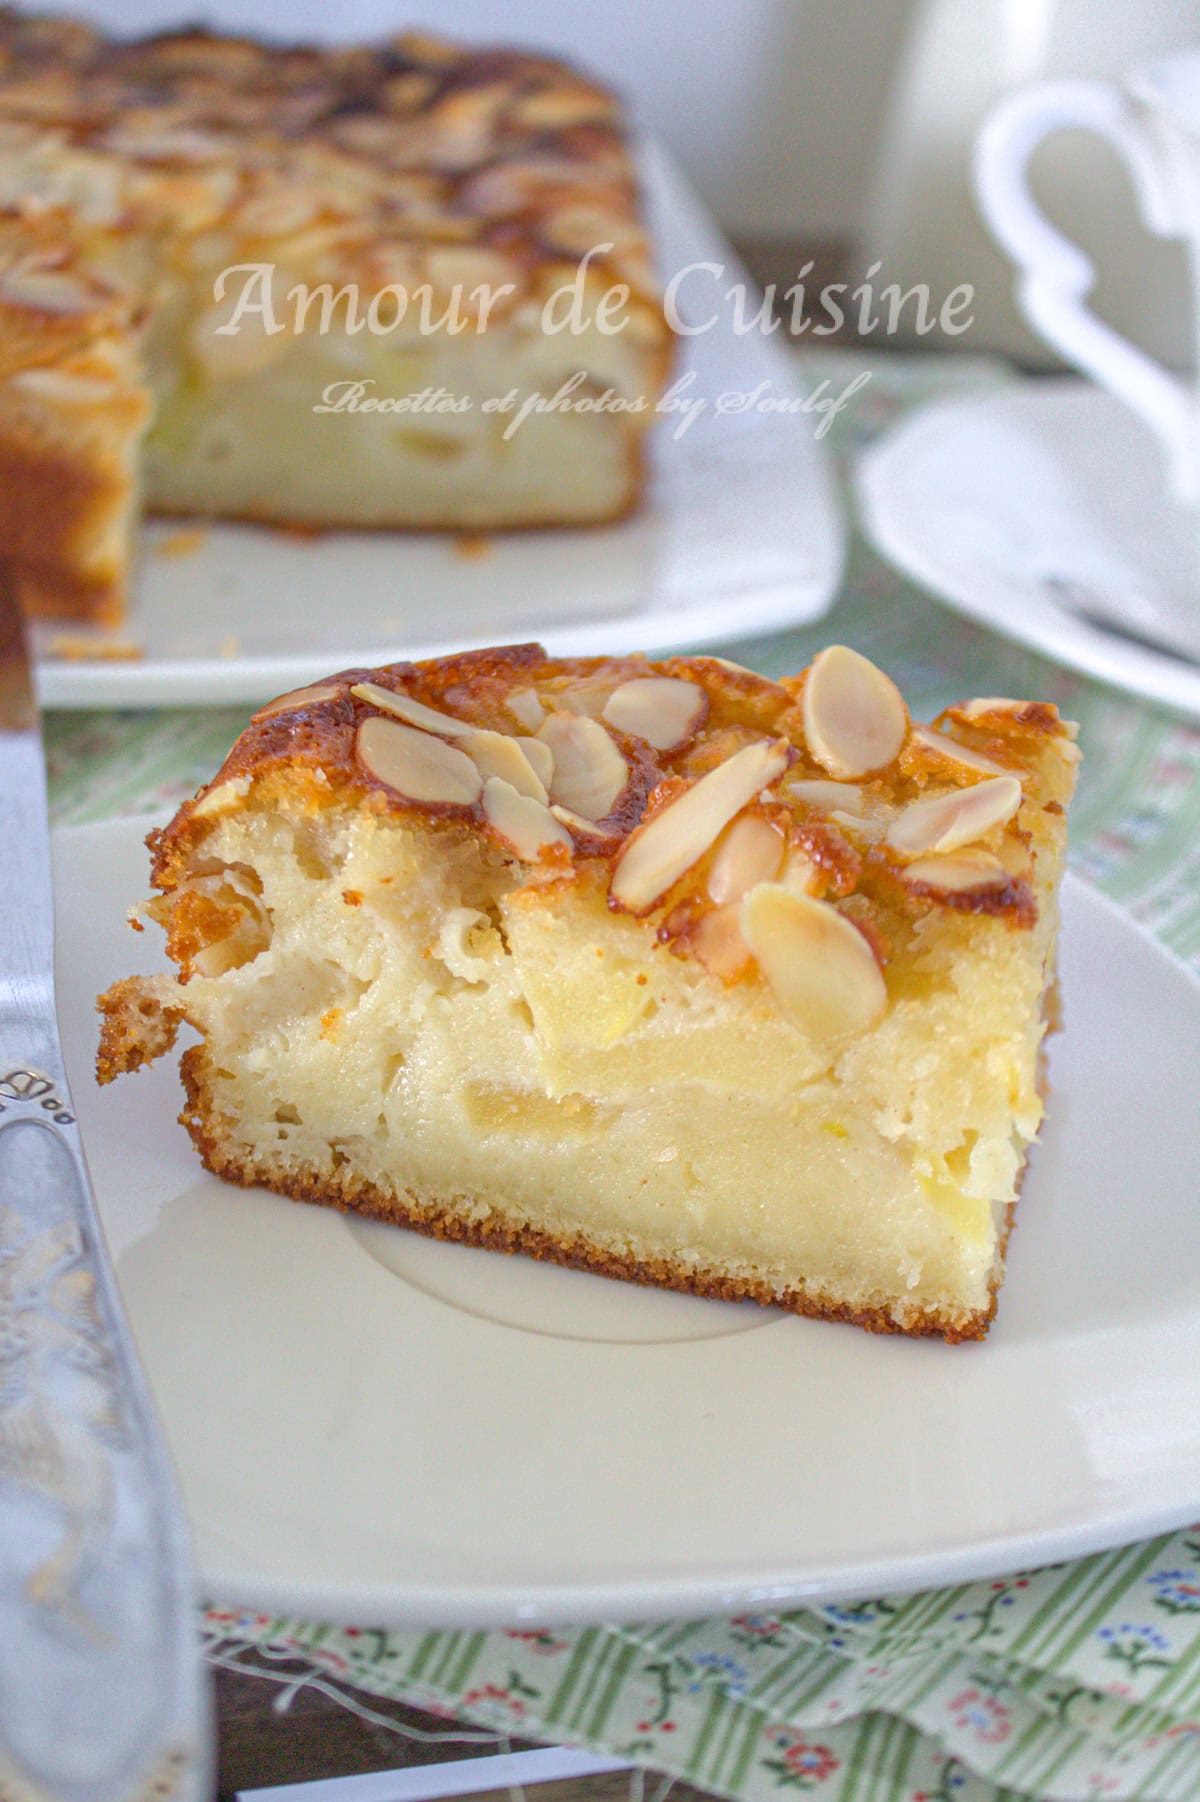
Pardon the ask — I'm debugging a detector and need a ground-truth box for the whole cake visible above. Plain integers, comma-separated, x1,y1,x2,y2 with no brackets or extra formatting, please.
0,11,668,625
96,644,1079,1340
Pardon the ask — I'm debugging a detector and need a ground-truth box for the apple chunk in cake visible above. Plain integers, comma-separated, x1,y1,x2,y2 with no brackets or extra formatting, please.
96,644,1079,1340
0,12,669,625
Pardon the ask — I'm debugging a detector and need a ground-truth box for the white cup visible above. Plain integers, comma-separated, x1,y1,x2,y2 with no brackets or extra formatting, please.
975,52,1200,505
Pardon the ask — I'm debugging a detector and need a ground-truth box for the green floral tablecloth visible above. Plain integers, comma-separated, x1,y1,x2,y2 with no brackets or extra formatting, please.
47,350,1200,1802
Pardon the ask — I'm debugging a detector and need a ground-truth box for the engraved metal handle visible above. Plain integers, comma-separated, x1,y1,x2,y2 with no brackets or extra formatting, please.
0,1068,212,1802
0,570,211,1801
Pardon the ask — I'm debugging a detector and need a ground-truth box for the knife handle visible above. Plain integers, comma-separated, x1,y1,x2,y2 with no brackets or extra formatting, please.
0,1064,211,1802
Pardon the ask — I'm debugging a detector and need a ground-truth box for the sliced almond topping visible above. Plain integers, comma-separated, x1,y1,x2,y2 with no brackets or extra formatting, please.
910,724,1010,778
192,775,252,819
690,904,753,981
518,736,554,791
538,712,628,822
11,367,118,405
351,681,472,739
958,696,1025,719
602,676,706,751
707,815,785,905
611,739,789,914
832,809,881,840
740,883,887,1040
787,778,864,814
550,803,621,845
253,682,342,721
506,687,544,730
802,645,908,778
461,729,547,802
901,851,1009,893
356,715,481,806
781,851,821,897
887,776,1023,859
482,777,572,861
552,673,619,718
952,698,1077,739
0,267,102,316
706,655,782,687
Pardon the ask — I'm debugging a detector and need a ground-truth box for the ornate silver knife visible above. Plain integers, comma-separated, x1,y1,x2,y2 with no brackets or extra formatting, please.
0,578,211,1802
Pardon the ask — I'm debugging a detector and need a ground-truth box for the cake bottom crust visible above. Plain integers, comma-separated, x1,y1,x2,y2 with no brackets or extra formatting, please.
179,1049,1017,1345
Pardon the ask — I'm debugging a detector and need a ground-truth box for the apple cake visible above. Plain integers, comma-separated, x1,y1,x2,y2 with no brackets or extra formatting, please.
0,11,669,626
96,644,1079,1340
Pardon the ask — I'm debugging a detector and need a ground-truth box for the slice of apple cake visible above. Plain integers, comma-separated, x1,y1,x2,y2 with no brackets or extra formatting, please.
96,644,1079,1339
0,12,669,625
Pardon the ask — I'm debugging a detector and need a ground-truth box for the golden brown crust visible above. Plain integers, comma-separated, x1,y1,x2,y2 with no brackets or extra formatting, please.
176,1046,1008,1343
96,973,183,1080
151,644,1075,948
0,15,651,274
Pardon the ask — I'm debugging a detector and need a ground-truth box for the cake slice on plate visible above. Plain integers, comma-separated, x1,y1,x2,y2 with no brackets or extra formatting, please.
96,644,1078,1339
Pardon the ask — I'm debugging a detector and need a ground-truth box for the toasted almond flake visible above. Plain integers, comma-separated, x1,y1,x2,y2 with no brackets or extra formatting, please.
12,366,118,405
518,736,554,790
690,904,753,980
356,715,481,806
538,712,628,822
235,186,321,237
506,687,544,730
740,883,887,1039
707,815,785,905
831,809,881,838
787,778,864,813
802,645,908,778
902,851,1009,893
911,724,1011,778
482,777,572,861
461,729,547,802
887,775,1023,858
0,267,101,315
253,681,342,721
602,676,706,750
351,681,473,738
192,775,252,819
781,851,821,896
611,739,789,914
958,696,1024,719
550,802,622,844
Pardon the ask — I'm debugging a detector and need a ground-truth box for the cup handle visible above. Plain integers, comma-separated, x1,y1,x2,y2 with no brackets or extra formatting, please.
974,78,1196,502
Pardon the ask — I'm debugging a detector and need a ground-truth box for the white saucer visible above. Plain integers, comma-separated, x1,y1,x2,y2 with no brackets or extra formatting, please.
35,146,844,710
857,381,1200,720
60,814,1200,1628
